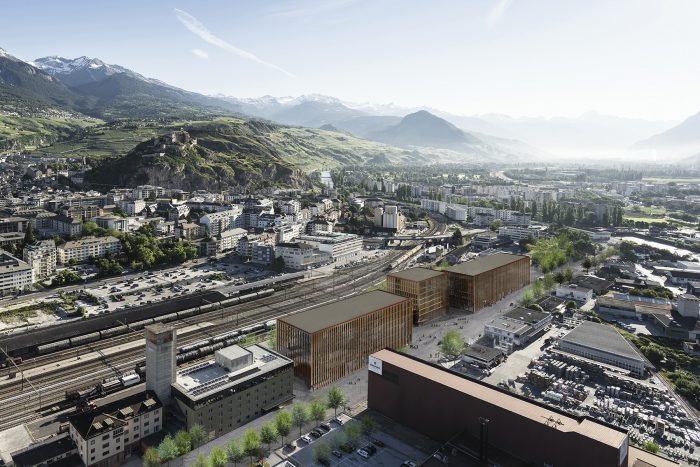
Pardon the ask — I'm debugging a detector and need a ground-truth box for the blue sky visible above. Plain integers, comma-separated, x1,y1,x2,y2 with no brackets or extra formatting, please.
3,0,700,120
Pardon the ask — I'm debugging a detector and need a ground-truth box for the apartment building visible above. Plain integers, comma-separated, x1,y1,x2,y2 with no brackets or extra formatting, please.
275,242,330,270
0,251,33,295
68,391,162,467
295,232,363,261
23,240,57,282
200,207,243,236
57,236,122,264
93,215,128,233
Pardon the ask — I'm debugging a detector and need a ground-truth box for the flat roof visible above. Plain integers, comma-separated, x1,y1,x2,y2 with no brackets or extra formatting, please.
504,307,550,324
445,253,527,276
279,291,409,333
371,349,627,450
173,344,291,401
559,321,645,363
387,267,445,282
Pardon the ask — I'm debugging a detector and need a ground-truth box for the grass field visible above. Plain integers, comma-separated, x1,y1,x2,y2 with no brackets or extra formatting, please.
0,115,99,150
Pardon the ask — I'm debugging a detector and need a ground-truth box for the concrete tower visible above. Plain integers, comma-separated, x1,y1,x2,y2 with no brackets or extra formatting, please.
145,323,176,405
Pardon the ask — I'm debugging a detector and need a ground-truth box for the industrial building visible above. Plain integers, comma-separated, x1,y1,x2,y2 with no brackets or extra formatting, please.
68,391,162,467
276,291,412,389
386,267,448,324
171,344,294,438
596,293,672,320
558,321,647,376
484,307,551,351
294,232,363,261
446,253,530,311
368,349,641,467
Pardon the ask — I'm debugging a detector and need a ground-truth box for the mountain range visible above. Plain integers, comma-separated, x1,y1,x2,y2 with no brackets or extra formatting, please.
2,45,700,162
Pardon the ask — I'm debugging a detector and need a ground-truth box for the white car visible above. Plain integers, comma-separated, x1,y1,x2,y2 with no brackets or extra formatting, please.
301,435,312,443
357,449,369,459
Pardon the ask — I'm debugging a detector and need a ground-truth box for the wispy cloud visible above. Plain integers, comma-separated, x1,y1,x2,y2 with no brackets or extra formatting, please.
269,0,360,19
174,8,295,78
191,48,209,59
486,0,512,28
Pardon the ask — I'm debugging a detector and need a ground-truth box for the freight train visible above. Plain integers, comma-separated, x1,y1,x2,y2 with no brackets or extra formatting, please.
30,289,274,357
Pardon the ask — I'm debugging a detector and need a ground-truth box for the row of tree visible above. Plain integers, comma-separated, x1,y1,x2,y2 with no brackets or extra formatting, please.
144,387,347,466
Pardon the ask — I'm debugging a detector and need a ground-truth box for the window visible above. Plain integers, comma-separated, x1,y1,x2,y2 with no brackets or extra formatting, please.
102,443,109,449
102,434,109,441
90,448,95,454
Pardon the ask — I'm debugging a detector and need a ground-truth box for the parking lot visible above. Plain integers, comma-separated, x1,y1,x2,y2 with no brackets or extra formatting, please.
285,413,427,467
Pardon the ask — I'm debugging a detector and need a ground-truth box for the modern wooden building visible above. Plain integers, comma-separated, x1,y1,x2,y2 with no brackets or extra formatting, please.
386,267,448,324
276,291,412,389
446,253,530,311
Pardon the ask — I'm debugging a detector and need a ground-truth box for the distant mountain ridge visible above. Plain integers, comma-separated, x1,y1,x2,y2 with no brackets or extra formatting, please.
633,111,700,155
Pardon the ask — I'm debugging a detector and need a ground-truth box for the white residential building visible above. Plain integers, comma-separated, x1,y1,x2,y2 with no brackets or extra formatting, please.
555,284,594,303
0,251,33,294
132,185,165,199
23,240,57,282
200,207,243,236
57,236,122,264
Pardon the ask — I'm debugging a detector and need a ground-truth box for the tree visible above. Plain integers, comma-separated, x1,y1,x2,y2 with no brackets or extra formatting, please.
329,430,347,450
344,421,363,449
292,402,309,437
142,447,161,467
275,410,293,447
192,453,209,467
643,441,660,454
312,442,332,465
564,266,574,282
439,330,465,358
361,415,378,439
452,229,463,246
582,256,593,273
158,435,179,463
327,386,345,417
23,223,36,246
209,446,227,467
309,400,327,426
243,428,261,464
225,438,244,466
273,256,285,272
554,271,566,284
174,430,192,455
259,422,279,456
189,423,207,448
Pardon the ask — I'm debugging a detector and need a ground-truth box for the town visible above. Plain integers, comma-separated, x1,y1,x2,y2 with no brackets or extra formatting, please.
0,137,698,467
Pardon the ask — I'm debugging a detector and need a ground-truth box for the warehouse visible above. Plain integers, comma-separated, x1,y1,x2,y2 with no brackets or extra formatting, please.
276,291,412,389
558,321,647,376
367,349,634,467
446,253,530,311
386,267,448,324
172,344,294,438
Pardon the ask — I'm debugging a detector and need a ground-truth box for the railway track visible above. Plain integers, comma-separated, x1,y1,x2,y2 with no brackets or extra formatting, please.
0,241,427,430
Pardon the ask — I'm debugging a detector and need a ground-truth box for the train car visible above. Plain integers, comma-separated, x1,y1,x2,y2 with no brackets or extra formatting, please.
120,374,141,387
99,379,123,393
130,319,153,330
65,385,100,402
0,356,23,368
264,319,276,330
69,332,101,346
100,325,128,339
37,340,71,354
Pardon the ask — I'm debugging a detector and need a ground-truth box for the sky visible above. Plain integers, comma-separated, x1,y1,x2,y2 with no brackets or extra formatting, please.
3,0,700,121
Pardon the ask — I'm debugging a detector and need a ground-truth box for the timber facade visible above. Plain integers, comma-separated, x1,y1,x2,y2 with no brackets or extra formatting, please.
276,291,412,389
386,268,448,324
446,253,530,312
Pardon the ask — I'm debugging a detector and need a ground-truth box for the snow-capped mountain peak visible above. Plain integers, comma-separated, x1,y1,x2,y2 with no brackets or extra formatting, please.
32,55,147,87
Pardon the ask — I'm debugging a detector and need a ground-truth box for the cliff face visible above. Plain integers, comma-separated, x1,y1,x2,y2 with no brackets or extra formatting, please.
84,129,312,190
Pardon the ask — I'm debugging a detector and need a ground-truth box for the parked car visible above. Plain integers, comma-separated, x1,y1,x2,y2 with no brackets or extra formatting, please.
372,439,385,447
332,450,342,458
300,435,312,443
319,423,331,432
333,417,343,425
357,449,369,459
310,430,322,438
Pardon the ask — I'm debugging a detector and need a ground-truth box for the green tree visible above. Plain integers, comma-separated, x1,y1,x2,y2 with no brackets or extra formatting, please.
260,422,278,456
189,423,207,448
292,402,309,437
23,223,36,246
642,441,660,454
225,438,244,466
309,400,327,426
273,256,286,272
439,330,465,358
344,421,362,449
452,229,463,246
243,429,261,464
329,430,347,450
554,271,565,284
564,266,574,282
327,386,345,417
209,446,227,467
192,453,209,467
142,447,161,467
174,430,191,455
582,257,593,273
157,435,179,463
275,410,293,447
361,415,378,439
312,442,332,465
